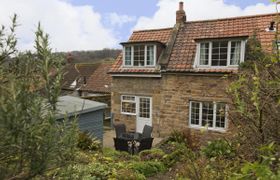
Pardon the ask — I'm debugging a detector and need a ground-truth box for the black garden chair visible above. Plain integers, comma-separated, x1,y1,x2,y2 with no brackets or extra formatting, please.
114,123,126,138
113,138,130,152
142,125,153,138
137,137,154,153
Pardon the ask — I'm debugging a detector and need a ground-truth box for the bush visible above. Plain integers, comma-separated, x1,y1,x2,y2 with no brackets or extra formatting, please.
130,161,166,177
102,147,139,161
77,131,101,151
161,142,191,167
167,129,200,151
139,148,165,161
112,168,146,180
202,139,235,159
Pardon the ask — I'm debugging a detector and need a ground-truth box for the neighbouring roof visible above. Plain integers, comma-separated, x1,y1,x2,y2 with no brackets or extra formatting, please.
81,62,113,93
109,28,173,74
110,13,278,74
56,96,107,119
62,63,100,90
167,13,277,73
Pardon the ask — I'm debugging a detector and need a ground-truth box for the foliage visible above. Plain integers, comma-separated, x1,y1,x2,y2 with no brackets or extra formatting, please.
139,148,165,161
167,129,200,151
77,131,101,151
228,33,280,158
232,143,280,180
0,15,79,179
202,139,235,159
130,161,166,177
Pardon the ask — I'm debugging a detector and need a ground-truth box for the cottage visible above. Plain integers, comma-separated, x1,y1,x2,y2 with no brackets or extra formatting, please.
109,2,277,137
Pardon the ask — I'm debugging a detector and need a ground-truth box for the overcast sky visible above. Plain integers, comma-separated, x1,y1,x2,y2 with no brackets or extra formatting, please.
0,0,276,51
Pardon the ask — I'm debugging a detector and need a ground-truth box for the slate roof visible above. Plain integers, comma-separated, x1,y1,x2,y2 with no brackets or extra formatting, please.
81,62,113,93
110,13,278,74
109,28,173,74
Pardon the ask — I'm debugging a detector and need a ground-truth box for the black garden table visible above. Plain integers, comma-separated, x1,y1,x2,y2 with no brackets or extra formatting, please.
120,132,142,155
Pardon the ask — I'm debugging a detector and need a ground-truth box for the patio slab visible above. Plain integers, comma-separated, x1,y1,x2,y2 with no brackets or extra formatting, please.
103,129,163,148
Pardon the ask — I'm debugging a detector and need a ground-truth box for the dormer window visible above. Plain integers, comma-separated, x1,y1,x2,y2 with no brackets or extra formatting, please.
195,39,246,68
123,45,156,67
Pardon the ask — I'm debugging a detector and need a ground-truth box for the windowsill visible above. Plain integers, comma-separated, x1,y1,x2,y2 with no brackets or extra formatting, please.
195,65,239,69
121,112,136,116
189,125,227,133
122,66,156,68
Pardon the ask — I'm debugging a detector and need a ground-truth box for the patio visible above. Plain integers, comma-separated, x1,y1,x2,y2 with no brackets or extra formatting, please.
103,129,163,149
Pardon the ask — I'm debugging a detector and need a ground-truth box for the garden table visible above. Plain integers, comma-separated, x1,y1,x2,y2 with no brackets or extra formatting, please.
120,132,142,155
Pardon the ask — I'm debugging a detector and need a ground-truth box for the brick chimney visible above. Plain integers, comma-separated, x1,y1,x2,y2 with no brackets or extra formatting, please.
176,2,186,24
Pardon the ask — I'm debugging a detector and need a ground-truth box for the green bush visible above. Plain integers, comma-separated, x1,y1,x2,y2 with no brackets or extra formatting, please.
130,161,166,177
112,168,146,180
139,148,165,161
77,131,101,151
102,147,139,161
162,142,191,167
202,139,235,159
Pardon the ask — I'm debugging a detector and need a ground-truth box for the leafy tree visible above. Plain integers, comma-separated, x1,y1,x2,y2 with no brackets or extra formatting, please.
228,32,280,157
0,15,79,179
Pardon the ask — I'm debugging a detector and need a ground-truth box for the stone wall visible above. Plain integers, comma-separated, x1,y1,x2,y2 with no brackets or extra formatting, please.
158,73,232,137
111,73,234,138
111,76,161,135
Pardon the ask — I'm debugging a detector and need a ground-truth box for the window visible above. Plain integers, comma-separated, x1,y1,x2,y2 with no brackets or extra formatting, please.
124,47,132,66
123,45,156,67
196,40,245,67
189,101,227,131
121,96,136,115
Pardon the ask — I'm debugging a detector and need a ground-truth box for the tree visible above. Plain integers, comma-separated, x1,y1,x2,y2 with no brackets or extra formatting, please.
0,15,79,179
228,32,280,158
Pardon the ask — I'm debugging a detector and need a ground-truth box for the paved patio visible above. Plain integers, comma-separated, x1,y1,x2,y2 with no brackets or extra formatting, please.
103,129,163,148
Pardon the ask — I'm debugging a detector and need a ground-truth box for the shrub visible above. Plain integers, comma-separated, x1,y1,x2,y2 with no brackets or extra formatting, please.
77,131,101,151
102,147,139,161
202,139,235,159
130,161,166,177
112,168,146,180
167,129,200,151
139,148,165,161
162,142,191,167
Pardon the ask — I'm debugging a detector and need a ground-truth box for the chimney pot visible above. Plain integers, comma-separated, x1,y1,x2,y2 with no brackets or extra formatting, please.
176,2,186,24
179,2,184,11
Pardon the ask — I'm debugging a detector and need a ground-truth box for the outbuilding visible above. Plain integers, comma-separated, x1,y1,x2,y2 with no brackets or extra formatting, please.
56,96,107,142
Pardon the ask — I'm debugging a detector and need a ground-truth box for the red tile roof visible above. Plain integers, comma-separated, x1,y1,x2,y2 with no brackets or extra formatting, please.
167,13,277,72
110,13,277,74
109,28,173,74
81,62,113,93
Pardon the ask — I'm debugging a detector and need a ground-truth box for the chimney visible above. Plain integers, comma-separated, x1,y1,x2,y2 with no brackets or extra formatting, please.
176,2,186,24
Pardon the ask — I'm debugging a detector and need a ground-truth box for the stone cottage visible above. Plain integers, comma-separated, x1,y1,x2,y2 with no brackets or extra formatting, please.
109,2,277,137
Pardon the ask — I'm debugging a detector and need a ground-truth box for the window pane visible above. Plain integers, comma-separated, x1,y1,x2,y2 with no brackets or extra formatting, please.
124,47,132,66
122,96,135,101
216,103,226,128
146,45,155,66
199,43,209,65
139,98,150,118
202,102,214,127
122,102,136,114
191,102,200,125
212,41,228,66
230,41,241,65
134,45,145,66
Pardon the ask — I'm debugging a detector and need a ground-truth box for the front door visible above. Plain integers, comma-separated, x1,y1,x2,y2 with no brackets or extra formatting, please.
136,97,152,133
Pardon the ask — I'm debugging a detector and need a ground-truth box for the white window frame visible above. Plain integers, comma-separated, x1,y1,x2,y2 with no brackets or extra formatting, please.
189,101,228,132
122,44,156,67
194,39,246,68
121,95,136,115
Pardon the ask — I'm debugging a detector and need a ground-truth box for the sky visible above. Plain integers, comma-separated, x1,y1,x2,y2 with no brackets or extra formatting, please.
0,0,276,52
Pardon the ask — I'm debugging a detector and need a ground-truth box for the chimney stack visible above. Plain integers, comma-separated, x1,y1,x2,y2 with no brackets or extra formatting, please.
176,2,186,24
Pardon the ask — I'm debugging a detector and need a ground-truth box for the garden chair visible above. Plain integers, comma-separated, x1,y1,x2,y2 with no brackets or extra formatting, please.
137,137,154,153
142,125,153,138
114,123,126,138
113,138,130,152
